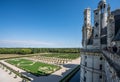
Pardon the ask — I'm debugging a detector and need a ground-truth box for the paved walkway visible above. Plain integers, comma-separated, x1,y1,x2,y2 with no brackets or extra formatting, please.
0,57,81,82
0,65,22,82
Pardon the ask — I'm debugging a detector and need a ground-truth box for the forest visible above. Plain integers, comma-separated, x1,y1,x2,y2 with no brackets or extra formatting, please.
0,48,80,55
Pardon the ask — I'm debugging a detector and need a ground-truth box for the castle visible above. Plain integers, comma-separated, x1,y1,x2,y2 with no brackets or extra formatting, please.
80,0,120,82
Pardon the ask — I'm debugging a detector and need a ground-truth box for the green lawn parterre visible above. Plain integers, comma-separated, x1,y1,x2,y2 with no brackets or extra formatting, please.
6,59,60,76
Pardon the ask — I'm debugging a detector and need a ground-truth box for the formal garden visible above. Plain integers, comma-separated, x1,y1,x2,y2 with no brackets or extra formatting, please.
5,59,61,76
0,48,80,82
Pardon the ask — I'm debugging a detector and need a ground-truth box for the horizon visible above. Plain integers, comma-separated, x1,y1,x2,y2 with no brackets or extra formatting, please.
0,0,120,48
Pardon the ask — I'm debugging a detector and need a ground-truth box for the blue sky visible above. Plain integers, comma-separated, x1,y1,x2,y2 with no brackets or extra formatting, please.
0,0,119,48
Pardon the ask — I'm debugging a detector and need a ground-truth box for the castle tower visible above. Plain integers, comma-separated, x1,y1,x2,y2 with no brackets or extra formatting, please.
81,0,120,82
80,1,107,82
93,0,108,49
82,8,92,49
98,0,107,29
93,8,101,49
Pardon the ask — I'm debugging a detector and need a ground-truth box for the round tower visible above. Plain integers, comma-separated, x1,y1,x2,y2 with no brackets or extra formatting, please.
93,8,101,49
93,0,108,49
98,0,107,29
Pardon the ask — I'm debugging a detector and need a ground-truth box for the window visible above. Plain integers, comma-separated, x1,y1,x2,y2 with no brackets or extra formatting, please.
84,76,86,82
104,4,106,8
95,22,99,27
100,57,103,60
85,62,87,67
95,12,98,15
85,70,87,73
99,75,102,79
95,34,98,38
85,56,87,59
100,64,102,70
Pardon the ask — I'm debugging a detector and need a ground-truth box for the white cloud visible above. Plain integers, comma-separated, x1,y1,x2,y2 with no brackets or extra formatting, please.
0,40,56,48
0,40,81,48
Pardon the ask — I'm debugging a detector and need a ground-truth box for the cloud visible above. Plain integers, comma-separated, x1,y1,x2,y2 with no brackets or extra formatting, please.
0,40,81,48
0,40,56,48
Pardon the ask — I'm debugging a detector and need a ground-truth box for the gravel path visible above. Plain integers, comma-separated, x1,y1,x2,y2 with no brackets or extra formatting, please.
0,66,22,82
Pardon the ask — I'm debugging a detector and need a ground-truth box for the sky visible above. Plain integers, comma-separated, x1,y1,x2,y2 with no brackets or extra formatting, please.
0,0,120,48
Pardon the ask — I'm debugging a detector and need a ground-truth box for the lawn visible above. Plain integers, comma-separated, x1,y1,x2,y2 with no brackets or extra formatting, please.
6,59,60,76
40,53,80,59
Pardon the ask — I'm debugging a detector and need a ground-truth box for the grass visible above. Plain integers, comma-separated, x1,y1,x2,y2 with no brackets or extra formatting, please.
6,59,60,76
40,53,80,59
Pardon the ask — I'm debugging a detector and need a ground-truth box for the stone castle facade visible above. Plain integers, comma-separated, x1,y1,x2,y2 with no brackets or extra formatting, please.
80,0,120,82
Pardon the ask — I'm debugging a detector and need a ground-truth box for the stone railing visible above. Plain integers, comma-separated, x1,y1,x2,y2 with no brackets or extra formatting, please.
102,50,120,78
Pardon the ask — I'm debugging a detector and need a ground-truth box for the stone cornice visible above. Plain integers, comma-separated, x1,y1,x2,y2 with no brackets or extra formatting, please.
81,49,101,53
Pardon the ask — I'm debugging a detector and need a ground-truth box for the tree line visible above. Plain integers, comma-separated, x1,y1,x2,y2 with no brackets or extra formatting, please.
0,48,80,55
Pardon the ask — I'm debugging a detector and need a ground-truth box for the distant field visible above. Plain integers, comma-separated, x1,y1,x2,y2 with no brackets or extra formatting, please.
0,54,35,60
6,59,60,76
0,53,47,60
40,53,80,59
0,53,80,60
0,54,21,59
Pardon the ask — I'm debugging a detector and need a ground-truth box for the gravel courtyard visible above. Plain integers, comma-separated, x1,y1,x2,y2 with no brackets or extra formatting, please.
0,67,22,82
